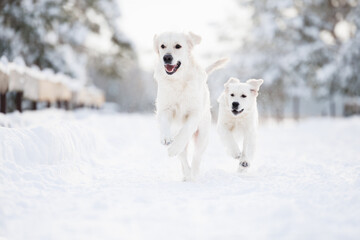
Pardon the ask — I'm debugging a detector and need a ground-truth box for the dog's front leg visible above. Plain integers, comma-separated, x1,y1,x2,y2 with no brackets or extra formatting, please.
178,145,191,181
168,113,200,157
240,128,256,169
158,110,173,146
217,124,241,159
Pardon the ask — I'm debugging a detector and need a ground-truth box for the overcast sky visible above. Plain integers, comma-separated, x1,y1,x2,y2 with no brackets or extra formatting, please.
118,0,251,71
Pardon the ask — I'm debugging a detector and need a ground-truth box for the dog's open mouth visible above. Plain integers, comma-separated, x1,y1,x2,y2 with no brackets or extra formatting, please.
165,61,181,75
232,108,244,116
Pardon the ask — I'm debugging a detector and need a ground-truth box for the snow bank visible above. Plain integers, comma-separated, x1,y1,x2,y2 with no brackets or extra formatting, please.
0,110,359,239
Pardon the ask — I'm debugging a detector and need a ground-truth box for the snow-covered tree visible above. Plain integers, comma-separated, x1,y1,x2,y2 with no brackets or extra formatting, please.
334,2,360,97
0,0,136,102
224,0,359,118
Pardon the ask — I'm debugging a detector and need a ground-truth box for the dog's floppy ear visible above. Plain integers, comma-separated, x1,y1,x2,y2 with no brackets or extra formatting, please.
153,34,159,54
224,77,240,91
247,79,264,96
187,32,202,48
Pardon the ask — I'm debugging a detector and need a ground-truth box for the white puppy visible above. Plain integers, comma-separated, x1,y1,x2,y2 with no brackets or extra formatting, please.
154,31,227,181
217,77,263,171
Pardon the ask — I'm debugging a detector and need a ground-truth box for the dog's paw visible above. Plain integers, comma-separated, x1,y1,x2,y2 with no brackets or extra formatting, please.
167,143,181,157
161,137,173,146
167,139,186,157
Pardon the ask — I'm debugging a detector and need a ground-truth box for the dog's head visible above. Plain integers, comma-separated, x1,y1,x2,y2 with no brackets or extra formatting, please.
220,78,263,116
153,32,201,75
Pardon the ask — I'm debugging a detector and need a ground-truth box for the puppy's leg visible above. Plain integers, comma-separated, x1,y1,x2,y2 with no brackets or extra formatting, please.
158,110,173,146
239,128,256,171
191,114,211,179
168,113,200,157
178,145,191,181
217,124,241,159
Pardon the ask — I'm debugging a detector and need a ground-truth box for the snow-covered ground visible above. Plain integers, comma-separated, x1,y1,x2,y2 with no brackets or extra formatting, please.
0,109,359,240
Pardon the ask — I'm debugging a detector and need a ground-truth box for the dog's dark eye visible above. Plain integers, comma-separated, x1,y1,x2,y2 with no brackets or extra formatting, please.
241,94,247,98
175,44,182,49
230,93,235,97
161,44,166,49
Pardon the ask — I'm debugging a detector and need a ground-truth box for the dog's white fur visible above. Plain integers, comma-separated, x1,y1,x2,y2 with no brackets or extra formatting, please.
217,77,263,171
154,31,227,181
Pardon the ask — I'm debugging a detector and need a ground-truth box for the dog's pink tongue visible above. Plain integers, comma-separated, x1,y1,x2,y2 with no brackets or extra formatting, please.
165,65,175,72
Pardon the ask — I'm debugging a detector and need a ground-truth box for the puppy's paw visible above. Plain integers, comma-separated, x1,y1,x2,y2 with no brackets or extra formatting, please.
240,161,249,168
161,137,173,146
182,175,193,182
231,151,242,160
191,168,199,180
238,161,249,172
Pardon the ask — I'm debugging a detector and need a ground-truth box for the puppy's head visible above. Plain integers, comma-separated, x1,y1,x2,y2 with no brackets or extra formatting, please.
153,32,201,75
222,78,263,116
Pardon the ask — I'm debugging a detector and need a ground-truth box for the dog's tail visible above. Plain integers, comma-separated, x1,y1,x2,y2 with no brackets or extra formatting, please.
206,58,229,75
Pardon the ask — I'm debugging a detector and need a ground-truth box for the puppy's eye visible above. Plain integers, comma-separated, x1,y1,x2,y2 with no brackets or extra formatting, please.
161,44,166,49
241,94,247,98
230,93,235,97
175,44,182,49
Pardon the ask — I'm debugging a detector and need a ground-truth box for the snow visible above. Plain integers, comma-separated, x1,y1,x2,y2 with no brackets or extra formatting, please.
1,109,360,239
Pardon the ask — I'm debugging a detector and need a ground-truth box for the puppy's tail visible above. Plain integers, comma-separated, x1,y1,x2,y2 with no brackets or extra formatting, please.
206,58,229,75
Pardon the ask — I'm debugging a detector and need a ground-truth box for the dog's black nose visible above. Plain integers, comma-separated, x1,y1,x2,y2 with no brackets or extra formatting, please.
163,54,173,64
232,102,239,109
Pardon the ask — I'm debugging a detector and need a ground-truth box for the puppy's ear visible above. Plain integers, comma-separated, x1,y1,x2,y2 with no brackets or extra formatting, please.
247,79,264,96
153,34,159,54
187,32,202,48
224,77,240,91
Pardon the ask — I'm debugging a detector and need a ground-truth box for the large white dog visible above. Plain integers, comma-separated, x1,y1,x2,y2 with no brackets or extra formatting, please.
217,77,263,171
153,31,227,181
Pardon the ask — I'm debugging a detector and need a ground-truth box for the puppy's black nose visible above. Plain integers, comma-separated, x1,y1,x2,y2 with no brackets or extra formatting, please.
163,54,173,64
232,102,239,109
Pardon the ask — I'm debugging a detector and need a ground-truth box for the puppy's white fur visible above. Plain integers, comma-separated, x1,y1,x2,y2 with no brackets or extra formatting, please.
217,77,263,171
154,31,227,181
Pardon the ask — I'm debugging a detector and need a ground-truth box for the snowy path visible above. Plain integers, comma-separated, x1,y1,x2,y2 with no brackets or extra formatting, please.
1,110,360,240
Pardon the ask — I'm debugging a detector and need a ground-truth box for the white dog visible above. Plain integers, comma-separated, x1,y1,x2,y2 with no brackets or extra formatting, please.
217,77,263,171
153,31,227,181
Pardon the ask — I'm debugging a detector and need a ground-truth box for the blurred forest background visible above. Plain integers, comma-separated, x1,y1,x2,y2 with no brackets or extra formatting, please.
1,0,359,119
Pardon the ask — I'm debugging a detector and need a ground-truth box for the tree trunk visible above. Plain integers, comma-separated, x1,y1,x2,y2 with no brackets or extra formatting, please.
56,100,61,109
46,101,51,108
275,107,284,123
15,91,23,113
31,101,37,110
293,96,300,121
64,101,69,110
330,100,336,117
0,93,6,114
